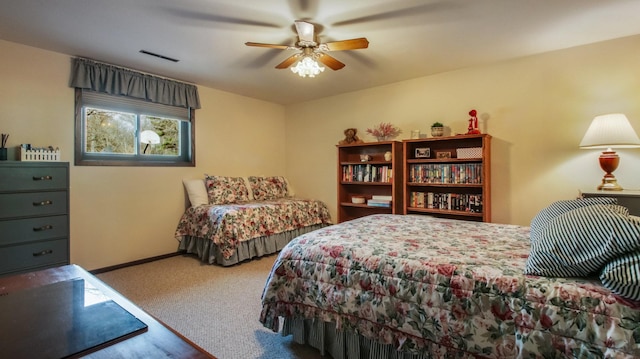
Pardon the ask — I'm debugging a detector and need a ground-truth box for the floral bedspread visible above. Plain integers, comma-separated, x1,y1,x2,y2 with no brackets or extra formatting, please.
260,214,640,358
174,197,332,259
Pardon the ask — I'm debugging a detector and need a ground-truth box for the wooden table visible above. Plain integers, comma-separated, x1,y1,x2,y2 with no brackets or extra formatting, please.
0,264,216,358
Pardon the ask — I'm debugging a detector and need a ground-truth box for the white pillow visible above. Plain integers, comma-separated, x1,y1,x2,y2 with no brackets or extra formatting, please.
242,177,255,201
284,177,296,197
182,178,208,207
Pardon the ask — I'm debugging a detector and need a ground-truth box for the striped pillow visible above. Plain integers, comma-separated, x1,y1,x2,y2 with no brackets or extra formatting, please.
600,250,640,301
530,197,617,244
524,204,640,277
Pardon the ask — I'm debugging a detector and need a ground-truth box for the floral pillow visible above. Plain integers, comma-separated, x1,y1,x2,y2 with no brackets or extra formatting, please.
248,176,289,200
204,175,250,205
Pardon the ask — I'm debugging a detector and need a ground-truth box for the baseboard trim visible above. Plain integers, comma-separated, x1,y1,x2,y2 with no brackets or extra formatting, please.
90,252,183,274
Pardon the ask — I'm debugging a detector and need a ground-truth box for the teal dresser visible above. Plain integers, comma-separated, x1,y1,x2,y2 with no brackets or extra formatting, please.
0,162,70,276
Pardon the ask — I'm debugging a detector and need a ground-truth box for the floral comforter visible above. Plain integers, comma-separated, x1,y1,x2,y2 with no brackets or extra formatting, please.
174,197,332,260
260,214,640,358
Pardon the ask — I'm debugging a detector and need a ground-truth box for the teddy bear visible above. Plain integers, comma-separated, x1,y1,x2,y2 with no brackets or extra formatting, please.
339,128,364,145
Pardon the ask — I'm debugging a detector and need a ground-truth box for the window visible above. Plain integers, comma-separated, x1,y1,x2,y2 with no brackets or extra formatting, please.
74,89,195,166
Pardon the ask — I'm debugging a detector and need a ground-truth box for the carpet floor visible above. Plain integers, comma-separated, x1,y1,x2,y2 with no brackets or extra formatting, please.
97,254,325,359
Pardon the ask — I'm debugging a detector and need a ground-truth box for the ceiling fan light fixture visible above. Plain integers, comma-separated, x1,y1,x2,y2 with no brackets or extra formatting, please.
291,56,325,78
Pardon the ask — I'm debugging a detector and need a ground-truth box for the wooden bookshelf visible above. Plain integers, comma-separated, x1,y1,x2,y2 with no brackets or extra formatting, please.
402,134,491,222
337,141,403,223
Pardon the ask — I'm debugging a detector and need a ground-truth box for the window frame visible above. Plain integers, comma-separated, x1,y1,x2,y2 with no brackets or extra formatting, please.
74,89,195,167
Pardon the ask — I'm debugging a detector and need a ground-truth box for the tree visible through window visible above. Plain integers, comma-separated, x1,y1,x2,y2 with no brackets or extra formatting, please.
141,116,179,155
75,89,194,166
85,108,136,154
85,108,180,156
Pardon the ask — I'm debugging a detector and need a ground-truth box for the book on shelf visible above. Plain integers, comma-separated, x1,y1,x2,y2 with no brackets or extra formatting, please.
341,164,393,183
409,191,483,212
367,202,391,208
371,195,393,201
409,163,482,184
368,199,391,204
367,198,391,207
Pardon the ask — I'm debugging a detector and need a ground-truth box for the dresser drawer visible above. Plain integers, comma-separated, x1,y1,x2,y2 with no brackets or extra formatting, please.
0,215,68,246
0,238,68,275
0,191,68,219
0,165,68,192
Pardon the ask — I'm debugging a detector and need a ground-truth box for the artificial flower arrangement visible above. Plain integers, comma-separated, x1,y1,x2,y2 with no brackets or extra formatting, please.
366,122,402,141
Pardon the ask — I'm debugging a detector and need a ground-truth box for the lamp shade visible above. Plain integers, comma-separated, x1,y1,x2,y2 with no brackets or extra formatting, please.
291,57,325,78
579,113,640,149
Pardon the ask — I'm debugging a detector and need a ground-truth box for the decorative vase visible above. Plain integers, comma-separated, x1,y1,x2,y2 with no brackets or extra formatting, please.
431,127,444,137
384,151,392,161
376,136,387,142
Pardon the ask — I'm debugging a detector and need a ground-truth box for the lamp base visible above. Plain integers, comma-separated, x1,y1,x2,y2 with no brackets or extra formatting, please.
597,150,623,191
597,175,623,191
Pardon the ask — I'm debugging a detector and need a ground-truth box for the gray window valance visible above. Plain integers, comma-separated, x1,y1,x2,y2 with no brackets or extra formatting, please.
69,58,200,109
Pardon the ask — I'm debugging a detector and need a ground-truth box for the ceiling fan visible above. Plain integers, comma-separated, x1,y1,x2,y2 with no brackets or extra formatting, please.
245,20,369,76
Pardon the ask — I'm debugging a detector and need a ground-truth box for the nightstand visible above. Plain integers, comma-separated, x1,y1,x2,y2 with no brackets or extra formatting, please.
579,189,640,216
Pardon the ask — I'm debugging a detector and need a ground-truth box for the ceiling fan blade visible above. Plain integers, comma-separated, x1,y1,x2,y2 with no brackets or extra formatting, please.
275,53,302,69
317,53,345,70
322,38,369,51
294,20,315,43
288,0,319,20
164,8,284,28
330,3,456,27
245,42,292,50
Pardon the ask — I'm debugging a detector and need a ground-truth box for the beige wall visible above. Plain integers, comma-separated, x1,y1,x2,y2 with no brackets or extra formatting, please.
285,35,640,226
3,35,640,269
0,39,286,270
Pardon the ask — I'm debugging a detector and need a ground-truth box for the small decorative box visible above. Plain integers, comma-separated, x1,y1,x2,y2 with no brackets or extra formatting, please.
351,196,366,204
19,148,61,162
456,147,482,159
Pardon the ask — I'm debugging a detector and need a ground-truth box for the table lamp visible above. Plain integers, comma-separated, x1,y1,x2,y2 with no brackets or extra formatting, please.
579,113,640,190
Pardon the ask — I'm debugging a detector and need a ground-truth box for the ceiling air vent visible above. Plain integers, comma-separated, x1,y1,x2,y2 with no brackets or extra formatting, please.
139,50,179,63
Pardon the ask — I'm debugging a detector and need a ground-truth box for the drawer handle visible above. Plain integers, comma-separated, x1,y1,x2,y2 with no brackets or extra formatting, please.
33,200,53,206
33,225,54,232
33,249,53,257
33,176,53,181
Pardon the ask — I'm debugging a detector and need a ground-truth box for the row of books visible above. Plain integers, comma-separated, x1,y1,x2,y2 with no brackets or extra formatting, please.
409,192,483,213
409,163,482,184
342,164,393,183
367,195,392,208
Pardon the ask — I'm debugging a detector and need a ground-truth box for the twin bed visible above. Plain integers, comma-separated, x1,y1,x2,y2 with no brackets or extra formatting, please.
259,204,640,358
175,175,332,266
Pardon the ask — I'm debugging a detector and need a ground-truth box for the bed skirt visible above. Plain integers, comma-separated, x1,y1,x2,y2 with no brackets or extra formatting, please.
282,317,475,359
177,224,329,266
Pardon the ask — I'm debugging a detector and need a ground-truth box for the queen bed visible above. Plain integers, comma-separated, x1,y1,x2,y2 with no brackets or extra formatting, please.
260,204,640,358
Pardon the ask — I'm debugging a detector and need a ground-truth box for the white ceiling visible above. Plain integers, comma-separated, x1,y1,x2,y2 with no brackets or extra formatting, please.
2,0,640,105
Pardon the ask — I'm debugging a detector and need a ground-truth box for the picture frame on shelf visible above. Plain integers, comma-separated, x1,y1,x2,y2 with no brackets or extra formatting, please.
415,148,430,158
435,150,452,159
